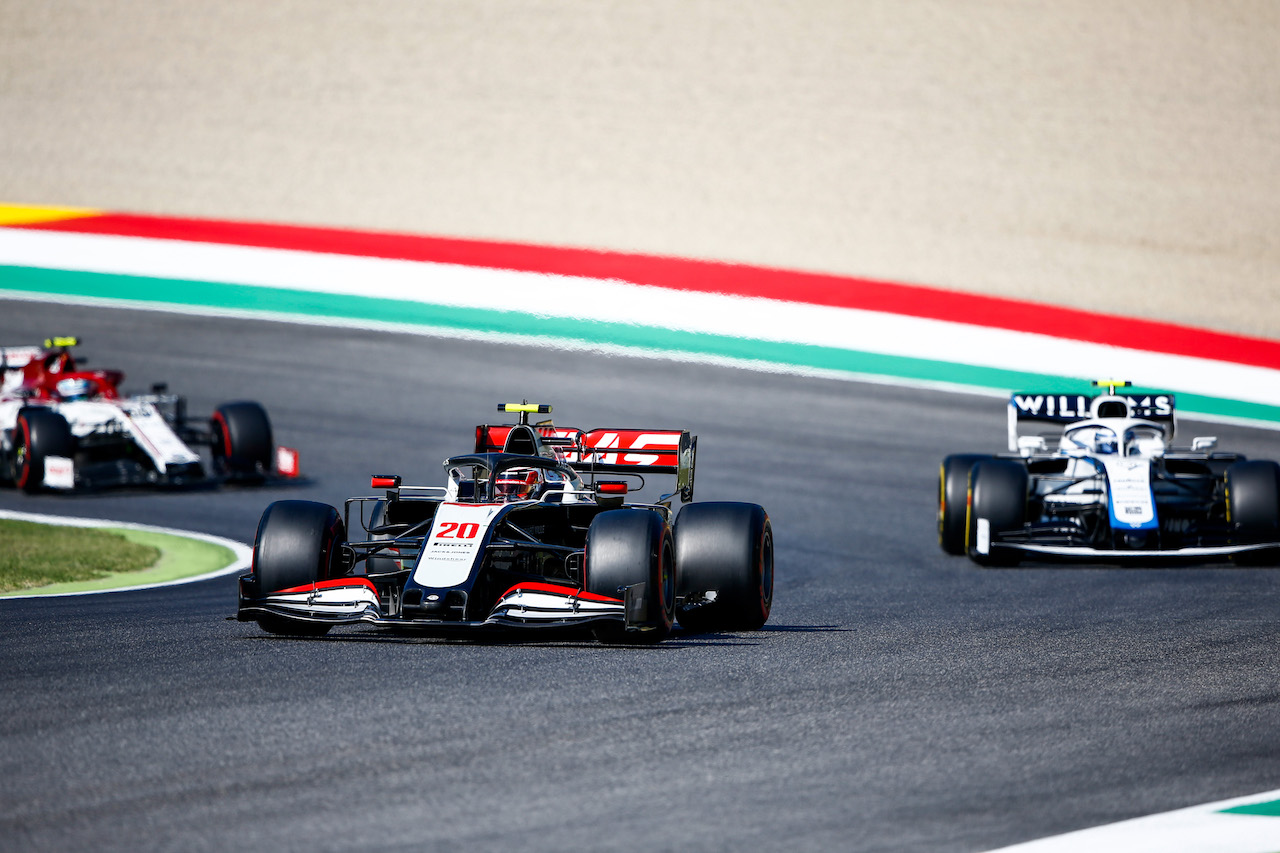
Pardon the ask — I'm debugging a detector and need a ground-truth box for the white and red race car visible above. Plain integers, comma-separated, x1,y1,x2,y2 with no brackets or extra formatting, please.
1,337,298,492
237,402,773,642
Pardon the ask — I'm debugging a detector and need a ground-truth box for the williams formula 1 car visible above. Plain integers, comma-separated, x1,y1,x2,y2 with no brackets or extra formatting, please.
1,337,299,492
237,403,774,642
939,381,1280,565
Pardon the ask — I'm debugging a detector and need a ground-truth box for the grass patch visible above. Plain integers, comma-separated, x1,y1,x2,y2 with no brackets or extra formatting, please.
0,519,161,592
0,521,240,597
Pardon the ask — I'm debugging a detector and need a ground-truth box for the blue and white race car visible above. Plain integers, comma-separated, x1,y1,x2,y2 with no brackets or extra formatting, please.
939,381,1280,565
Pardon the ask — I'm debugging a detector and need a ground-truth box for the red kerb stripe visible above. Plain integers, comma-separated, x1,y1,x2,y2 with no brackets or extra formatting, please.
15,212,1280,370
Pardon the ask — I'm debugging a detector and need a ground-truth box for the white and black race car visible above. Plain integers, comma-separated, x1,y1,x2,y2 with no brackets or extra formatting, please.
1,337,299,492
236,403,774,642
939,381,1280,565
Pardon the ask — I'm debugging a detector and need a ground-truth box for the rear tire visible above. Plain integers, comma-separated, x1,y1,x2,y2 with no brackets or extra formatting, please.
967,459,1028,566
585,510,675,643
212,401,273,481
939,454,990,555
1226,460,1280,566
251,500,345,636
674,502,773,632
13,407,75,493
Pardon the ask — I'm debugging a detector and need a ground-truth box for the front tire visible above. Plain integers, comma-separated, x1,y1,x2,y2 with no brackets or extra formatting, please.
13,407,75,493
212,401,273,481
585,509,675,643
250,500,345,636
939,454,990,555
674,502,773,632
967,459,1028,566
1226,460,1280,566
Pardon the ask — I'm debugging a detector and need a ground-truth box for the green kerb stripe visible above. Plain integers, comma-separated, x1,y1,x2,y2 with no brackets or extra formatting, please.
4,265,1279,424
1220,799,1280,817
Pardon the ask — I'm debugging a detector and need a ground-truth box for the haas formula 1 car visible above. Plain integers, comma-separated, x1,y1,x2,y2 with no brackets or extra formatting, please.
237,403,773,642
939,381,1280,565
1,337,299,492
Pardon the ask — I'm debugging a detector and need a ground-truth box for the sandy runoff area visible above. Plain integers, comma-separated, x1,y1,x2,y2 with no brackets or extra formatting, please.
2,1,1277,338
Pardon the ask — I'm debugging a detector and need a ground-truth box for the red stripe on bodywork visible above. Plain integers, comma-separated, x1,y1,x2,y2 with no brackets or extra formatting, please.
272,577,378,595
12,211,1280,370
497,581,621,604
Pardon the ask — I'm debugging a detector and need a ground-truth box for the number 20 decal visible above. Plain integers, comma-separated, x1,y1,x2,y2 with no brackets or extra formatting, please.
436,521,480,540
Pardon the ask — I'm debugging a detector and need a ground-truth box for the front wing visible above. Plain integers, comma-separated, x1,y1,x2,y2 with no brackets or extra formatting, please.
237,578,630,631
977,536,1280,564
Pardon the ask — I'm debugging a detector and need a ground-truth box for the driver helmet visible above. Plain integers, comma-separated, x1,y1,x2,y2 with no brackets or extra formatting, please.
1091,426,1118,454
55,376,96,401
494,467,541,501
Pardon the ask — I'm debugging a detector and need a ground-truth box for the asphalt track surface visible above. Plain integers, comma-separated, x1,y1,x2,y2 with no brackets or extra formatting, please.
3,298,1280,853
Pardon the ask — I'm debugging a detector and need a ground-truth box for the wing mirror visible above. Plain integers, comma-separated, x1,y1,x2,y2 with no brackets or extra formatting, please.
595,480,628,505
1016,436,1048,457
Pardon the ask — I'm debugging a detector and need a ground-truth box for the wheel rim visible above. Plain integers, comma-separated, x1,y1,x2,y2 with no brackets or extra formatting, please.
937,464,947,543
658,537,675,628
211,412,232,464
760,529,774,611
14,418,31,488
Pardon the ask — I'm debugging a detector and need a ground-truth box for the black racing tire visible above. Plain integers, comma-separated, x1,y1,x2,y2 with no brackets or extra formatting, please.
251,500,345,636
1226,460,1280,566
939,454,991,555
674,502,773,632
13,407,75,493
585,509,675,644
967,459,1028,567
211,401,273,481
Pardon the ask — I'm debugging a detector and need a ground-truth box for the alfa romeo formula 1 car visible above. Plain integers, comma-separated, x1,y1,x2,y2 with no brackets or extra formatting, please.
236,403,774,642
939,381,1280,565
1,337,299,492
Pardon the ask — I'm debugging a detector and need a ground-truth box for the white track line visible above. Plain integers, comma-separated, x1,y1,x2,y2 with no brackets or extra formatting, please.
987,788,1280,852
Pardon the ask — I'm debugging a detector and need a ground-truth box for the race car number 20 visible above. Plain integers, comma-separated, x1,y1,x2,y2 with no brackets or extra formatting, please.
436,522,480,540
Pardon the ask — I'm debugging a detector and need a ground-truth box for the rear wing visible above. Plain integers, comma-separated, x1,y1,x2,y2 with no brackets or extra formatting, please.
1,346,43,394
1007,391,1176,452
0,346,44,371
476,404,696,502
1,338,80,395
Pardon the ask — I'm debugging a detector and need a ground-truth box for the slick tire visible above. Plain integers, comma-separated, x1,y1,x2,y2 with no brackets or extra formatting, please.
1226,460,1280,566
211,401,273,481
13,407,75,494
251,500,345,636
967,459,1028,567
585,509,675,644
939,454,991,555
674,502,773,633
